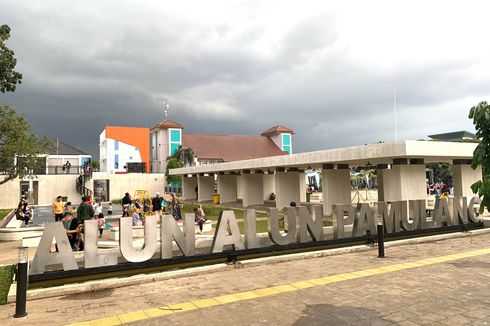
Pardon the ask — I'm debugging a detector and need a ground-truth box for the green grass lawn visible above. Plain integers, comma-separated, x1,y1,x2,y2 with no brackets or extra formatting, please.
0,265,15,305
0,209,13,221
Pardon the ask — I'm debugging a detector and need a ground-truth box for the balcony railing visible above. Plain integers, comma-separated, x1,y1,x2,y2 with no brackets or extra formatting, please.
45,165,92,175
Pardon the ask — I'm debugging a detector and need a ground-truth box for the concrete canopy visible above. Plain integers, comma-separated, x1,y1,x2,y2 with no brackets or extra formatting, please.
169,140,477,175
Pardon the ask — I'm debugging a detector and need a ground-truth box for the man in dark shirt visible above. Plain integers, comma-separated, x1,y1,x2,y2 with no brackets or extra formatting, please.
122,193,132,217
62,212,83,251
151,192,163,219
76,196,95,221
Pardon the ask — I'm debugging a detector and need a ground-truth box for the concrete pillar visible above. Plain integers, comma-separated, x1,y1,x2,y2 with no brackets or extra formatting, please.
237,175,243,200
376,164,389,202
299,171,306,202
198,174,214,202
263,173,275,201
241,171,264,207
382,159,426,202
322,164,351,216
217,174,237,203
452,160,482,197
182,175,197,200
275,170,300,210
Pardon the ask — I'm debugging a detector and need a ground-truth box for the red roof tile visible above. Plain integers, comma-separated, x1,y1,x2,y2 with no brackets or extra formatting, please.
182,134,287,162
152,118,184,130
261,125,294,136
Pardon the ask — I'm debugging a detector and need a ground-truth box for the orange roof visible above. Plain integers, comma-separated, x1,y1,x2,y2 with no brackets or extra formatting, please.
182,134,287,162
151,118,184,130
261,125,294,136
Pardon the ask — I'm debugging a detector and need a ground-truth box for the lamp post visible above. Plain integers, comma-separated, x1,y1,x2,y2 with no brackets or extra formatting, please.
13,247,28,318
377,216,385,258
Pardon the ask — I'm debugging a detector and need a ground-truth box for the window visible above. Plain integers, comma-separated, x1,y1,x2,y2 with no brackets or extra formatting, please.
170,129,181,142
282,134,292,154
170,143,180,156
114,154,119,169
114,140,119,150
169,129,182,156
134,147,138,151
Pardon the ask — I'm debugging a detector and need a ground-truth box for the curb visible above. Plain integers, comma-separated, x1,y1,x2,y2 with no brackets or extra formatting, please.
9,227,490,303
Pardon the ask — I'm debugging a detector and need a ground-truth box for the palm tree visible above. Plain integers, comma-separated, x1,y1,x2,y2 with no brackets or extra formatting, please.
170,146,195,167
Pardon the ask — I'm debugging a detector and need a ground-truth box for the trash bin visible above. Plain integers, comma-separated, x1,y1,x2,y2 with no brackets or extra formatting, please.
306,192,311,202
213,193,220,205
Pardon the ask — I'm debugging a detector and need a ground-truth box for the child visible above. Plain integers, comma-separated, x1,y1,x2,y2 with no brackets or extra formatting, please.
130,207,141,226
107,202,113,217
97,213,105,238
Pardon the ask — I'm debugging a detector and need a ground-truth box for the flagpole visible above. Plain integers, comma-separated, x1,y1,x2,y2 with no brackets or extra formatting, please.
394,88,398,141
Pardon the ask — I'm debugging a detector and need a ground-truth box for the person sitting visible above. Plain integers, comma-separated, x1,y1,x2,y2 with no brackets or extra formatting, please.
15,208,30,226
130,207,142,226
193,206,207,233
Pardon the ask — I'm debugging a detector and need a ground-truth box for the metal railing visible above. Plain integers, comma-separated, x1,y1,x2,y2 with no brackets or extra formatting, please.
44,165,92,175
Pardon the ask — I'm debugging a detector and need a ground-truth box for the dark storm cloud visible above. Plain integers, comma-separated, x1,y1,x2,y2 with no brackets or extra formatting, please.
1,1,489,157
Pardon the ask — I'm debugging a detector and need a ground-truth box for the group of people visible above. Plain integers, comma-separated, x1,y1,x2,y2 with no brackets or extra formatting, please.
47,190,208,252
121,191,208,232
15,196,33,226
121,191,184,225
52,196,111,251
427,179,453,197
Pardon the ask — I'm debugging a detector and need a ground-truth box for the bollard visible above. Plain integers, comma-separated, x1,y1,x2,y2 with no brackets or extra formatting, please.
13,247,28,318
377,223,385,258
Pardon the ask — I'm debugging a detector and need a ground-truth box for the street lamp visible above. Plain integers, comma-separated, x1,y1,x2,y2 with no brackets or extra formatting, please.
13,247,28,318
376,215,385,258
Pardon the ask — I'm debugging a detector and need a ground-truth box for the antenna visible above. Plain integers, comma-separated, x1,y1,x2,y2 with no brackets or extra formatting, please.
394,88,398,141
163,98,170,118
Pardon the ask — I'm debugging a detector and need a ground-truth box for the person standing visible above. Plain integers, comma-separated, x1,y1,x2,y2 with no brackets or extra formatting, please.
97,213,105,238
171,192,181,220
52,196,64,222
151,192,163,219
122,193,132,217
76,196,95,221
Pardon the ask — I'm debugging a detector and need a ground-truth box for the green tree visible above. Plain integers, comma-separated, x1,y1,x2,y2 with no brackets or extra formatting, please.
469,101,490,213
171,145,194,166
1,25,51,184
0,25,22,93
91,160,100,171
0,105,52,185
426,162,452,182
165,157,182,185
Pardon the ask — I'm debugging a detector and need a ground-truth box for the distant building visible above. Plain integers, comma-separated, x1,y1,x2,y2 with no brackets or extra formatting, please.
45,139,92,174
149,118,293,173
99,126,150,173
428,131,476,142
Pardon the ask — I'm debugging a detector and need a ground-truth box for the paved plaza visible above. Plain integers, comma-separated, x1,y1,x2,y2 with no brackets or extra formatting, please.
1,232,490,325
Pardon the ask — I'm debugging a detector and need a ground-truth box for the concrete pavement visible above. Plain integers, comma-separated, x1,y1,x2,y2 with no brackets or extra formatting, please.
1,232,490,325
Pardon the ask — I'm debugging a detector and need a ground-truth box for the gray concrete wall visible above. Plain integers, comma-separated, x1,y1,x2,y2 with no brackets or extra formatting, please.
182,176,197,200
198,175,214,202
453,164,482,197
217,174,237,203
242,174,264,207
263,173,275,201
275,171,300,209
322,168,351,216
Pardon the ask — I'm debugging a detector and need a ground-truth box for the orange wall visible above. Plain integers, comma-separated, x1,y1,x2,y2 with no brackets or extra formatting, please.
106,126,150,172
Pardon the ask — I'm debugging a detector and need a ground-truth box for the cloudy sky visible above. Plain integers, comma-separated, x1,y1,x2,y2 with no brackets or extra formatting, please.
1,0,489,157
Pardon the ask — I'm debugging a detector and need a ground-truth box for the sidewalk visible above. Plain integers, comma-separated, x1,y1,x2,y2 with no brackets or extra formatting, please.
1,232,490,325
